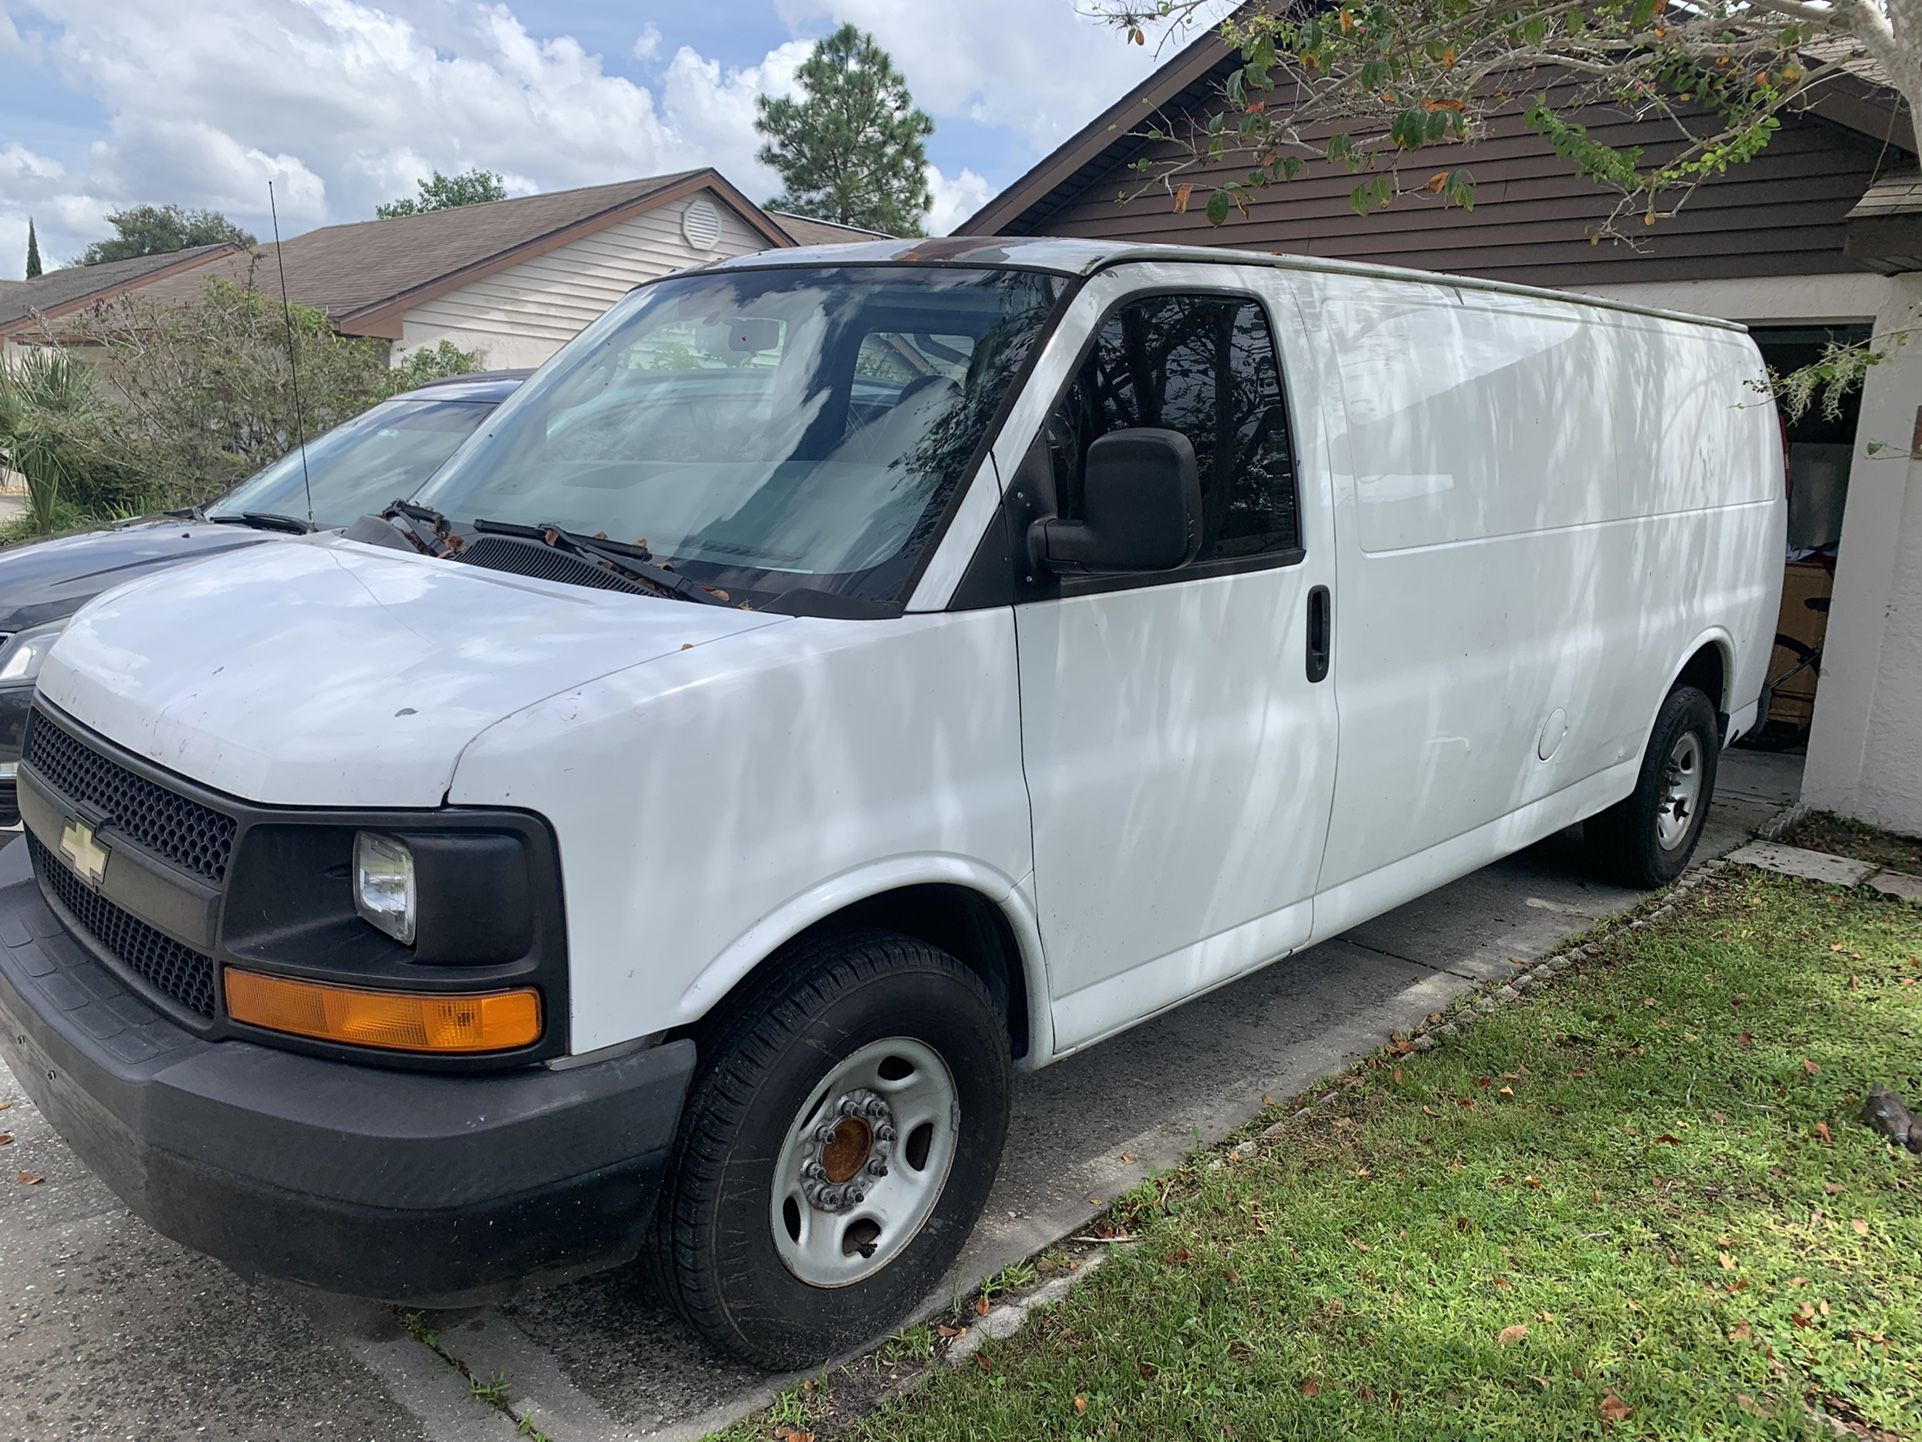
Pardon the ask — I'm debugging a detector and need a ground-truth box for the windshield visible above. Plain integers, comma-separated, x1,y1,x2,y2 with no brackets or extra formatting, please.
414,265,1063,605
210,396,498,528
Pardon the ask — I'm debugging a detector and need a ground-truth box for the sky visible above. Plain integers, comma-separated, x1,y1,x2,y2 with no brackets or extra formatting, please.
0,0,1228,279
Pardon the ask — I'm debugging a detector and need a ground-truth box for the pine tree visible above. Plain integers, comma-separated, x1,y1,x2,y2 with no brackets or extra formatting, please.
24,219,42,279
755,25,933,237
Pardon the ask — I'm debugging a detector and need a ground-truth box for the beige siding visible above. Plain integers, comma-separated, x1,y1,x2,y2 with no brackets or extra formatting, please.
397,190,776,370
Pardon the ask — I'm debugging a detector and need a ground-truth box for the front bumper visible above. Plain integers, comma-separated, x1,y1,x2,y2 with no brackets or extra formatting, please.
0,837,695,1303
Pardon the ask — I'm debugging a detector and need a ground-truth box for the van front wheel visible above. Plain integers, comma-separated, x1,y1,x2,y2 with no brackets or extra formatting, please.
1584,685,1720,888
650,930,1012,1368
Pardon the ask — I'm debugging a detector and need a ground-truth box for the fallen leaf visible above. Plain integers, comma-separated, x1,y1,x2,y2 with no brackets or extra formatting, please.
1137,1362,1158,1379
1172,1247,1193,1263
0,1134,11,1146
1711,1112,1729,1124
1392,1068,1404,1084
1492,1276,1512,1291
1423,1105,1441,1117
1119,1153,1136,1163
1523,1176,1542,1189
1823,1182,1844,1195
1655,1133,1682,1145
1537,1310,1555,1323
1719,1251,1736,1271
975,1295,992,1315
1789,1276,1809,1287
1729,1321,1752,1341
1852,1218,1870,1237
1815,1122,1833,1145
1599,1393,1632,1422
15,1171,41,1185
1498,1086,1515,1098
1738,1031,1753,1046
1262,1095,1278,1107
1300,1377,1320,1398
936,1323,966,1339
680,643,694,651
975,1352,992,1372
1073,1395,1088,1414
1802,1059,1820,1075
1498,1324,1529,1345
1735,1393,1768,1419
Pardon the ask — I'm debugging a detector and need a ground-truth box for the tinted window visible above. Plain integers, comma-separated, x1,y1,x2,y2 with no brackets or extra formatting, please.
1049,293,1299,564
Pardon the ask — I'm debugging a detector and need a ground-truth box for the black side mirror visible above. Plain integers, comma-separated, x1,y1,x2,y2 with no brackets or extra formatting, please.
1029,427,1202,574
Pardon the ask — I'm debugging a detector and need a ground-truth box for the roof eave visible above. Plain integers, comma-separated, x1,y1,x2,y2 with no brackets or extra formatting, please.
0,243,241,338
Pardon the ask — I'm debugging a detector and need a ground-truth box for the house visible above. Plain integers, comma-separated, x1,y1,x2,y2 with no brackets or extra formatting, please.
768,212,895,247
0,244,239,358
964,35,1922,835
121,169,796,371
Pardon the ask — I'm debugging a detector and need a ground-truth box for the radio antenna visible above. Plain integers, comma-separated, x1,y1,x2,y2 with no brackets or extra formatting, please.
268,180,314,527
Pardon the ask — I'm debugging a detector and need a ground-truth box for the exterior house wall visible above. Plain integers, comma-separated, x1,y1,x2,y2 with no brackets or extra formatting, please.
395,190,772,370
1025,80,1896,289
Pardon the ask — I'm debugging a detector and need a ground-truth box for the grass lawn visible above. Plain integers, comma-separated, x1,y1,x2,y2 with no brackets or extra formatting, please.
1783,812,1922,877
763,869,1922,1441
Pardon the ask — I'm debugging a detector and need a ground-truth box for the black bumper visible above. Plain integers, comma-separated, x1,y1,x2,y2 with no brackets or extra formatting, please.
0,837,695,1304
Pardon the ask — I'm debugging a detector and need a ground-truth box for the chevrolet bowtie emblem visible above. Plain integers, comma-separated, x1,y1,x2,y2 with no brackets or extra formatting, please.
59,817,109,889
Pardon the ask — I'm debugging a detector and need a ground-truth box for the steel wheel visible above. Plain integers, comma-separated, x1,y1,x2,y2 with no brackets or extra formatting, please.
1655,730,1704,851
770,1036,959,1289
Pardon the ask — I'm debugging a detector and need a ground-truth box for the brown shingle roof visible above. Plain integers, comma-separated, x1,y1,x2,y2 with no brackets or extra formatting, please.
130,169,792,337
770,211,895,246
0,244,237,334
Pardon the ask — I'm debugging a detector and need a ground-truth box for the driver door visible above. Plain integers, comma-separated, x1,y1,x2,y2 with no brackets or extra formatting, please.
1010,268,1341,1053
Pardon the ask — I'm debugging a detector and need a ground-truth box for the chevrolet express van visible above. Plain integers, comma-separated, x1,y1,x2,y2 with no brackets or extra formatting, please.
0,239,1784,1367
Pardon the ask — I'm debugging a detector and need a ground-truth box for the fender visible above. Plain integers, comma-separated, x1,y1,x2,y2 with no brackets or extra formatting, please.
675,853,1057,1069
1655,626,1736,728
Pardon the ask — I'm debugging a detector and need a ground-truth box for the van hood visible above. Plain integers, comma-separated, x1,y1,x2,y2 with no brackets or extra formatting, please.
0,516,275,633
38,535,787,808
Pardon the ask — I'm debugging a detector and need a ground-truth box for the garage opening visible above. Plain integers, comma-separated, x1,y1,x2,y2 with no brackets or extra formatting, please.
1740,324,1872,763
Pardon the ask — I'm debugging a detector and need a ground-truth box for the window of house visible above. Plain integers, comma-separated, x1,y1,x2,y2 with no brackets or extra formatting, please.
1048,293,1300,565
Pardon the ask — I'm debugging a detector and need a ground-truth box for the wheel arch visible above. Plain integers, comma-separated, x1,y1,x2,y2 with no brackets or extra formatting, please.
673,858,1052,1065
1664,629,1736,735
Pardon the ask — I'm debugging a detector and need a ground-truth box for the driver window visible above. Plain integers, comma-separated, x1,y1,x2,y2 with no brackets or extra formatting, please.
1049,293,1301,565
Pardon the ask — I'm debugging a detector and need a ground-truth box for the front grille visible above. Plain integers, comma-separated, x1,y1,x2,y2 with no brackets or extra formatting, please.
23,709,238,883
28,834,217,1017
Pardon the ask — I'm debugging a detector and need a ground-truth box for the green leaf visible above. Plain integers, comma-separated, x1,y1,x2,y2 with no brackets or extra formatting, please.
1206,189,1231,225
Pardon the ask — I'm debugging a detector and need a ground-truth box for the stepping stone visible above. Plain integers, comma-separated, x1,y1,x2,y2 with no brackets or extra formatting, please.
1869,870,1922,903
1726,842,1876,887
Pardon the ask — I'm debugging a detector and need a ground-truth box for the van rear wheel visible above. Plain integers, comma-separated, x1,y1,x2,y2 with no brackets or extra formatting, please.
1584,685,1720,888
649,930,1012,1368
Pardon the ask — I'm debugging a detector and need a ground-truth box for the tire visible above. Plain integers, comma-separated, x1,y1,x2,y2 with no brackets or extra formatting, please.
1583,685,1720,888
649,929,1013,1368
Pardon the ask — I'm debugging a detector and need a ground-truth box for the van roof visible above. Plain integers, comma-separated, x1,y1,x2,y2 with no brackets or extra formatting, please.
702,235,1747,334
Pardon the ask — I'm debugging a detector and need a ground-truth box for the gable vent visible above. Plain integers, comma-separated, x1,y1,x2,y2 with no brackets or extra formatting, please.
682,197,723,252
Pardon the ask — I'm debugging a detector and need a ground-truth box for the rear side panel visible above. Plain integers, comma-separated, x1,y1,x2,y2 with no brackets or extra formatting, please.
1304,272,1783,906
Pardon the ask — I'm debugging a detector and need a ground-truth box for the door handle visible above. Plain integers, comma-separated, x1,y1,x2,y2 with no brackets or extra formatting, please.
1306,585,1331,684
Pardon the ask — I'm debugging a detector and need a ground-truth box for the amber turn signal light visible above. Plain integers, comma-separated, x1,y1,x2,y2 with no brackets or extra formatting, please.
224,968,541,1054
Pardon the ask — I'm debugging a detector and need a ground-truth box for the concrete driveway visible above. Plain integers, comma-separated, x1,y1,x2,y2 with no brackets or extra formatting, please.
0,753,1795,1442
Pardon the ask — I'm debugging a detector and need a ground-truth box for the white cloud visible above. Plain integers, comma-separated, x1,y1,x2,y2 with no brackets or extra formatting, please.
926,165,995,236
0,0,1228,276
779,0,1231,152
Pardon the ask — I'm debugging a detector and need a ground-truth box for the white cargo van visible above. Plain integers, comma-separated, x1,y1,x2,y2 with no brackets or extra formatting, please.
0,239,1783,1367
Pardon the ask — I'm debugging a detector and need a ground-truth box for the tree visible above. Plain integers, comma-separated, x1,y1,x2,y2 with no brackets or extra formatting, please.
76,205,257,266
50,275,481,511
24,219,42,280
1100,1,1918,240
377,168,509,219
755,24,933,235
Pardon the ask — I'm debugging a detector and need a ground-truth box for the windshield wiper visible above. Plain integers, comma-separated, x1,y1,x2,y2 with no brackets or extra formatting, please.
470,518,738,607
379,499,459,555
205,510,315,534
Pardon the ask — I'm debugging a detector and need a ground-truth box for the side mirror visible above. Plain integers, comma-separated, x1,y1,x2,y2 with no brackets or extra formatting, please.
1030,427,1202,574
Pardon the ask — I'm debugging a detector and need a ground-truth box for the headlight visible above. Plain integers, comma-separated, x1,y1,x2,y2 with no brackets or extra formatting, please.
353,831,417,944
0,619,70,685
